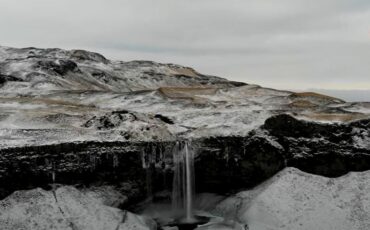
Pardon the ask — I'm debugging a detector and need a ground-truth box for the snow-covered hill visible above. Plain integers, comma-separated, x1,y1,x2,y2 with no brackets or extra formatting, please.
0,46,239,94
0,186,156,230
1,46,369,148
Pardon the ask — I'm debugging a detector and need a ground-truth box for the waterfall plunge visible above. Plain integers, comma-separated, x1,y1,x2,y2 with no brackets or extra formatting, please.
139,141,210,229
172,141,196,222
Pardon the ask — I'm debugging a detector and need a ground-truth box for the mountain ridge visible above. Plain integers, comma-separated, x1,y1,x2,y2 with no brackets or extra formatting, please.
0,45,369,148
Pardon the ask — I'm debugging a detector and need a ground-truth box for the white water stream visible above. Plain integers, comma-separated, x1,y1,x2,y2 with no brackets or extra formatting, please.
172,141,196,222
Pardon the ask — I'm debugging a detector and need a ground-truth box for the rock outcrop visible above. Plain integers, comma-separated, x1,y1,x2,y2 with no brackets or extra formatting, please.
1,113,369,200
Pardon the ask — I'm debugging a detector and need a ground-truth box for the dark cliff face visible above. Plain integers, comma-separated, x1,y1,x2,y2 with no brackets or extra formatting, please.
195,135,285,194
264,114,370,177
1,114,369,203
0,142,175,204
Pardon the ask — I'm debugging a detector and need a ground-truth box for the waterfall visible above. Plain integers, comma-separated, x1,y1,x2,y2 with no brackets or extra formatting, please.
141,146,154,201
52,171,56,184
51,162,56,184
184,143,194,221
172,141,196,222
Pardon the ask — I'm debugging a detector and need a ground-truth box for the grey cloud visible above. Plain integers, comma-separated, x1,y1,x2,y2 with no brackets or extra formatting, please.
0,0,369,94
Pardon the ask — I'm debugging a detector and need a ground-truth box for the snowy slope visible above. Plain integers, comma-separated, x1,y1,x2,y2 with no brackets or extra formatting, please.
0,45,369,148
0,46,236,95
214,167,370,230
0,186,156,230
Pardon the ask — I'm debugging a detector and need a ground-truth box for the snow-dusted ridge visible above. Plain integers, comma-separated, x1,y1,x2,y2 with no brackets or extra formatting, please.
0,45,369,148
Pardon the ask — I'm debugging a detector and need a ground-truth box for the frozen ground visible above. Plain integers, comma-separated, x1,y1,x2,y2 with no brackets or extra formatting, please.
0,186,156,230
2,168,369,230
214,167,370,230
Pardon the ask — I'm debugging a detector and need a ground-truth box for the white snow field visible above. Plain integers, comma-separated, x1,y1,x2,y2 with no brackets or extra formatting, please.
214,167,370,230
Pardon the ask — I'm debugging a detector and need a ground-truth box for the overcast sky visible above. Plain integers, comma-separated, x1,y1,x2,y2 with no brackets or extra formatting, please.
1,0,369,98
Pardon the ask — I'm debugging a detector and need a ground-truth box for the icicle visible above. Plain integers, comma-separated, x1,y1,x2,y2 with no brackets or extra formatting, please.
141,143,154,201
141,148,148,169
172,141,182,211
224,146,229,164
151,143,156,164
51,162,56,184
113,154,119,168
90,154,96,171
146,164,153,202
52,171,56,184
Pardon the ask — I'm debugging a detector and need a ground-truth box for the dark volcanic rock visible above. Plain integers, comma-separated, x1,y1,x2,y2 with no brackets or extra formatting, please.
1,114,370,202
0,74,23,85
83,110,137,129
195,135,285,194
264,114,370,177
35,59,79,75
0,141,176,204
264,114,352,139
154,114,174,125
